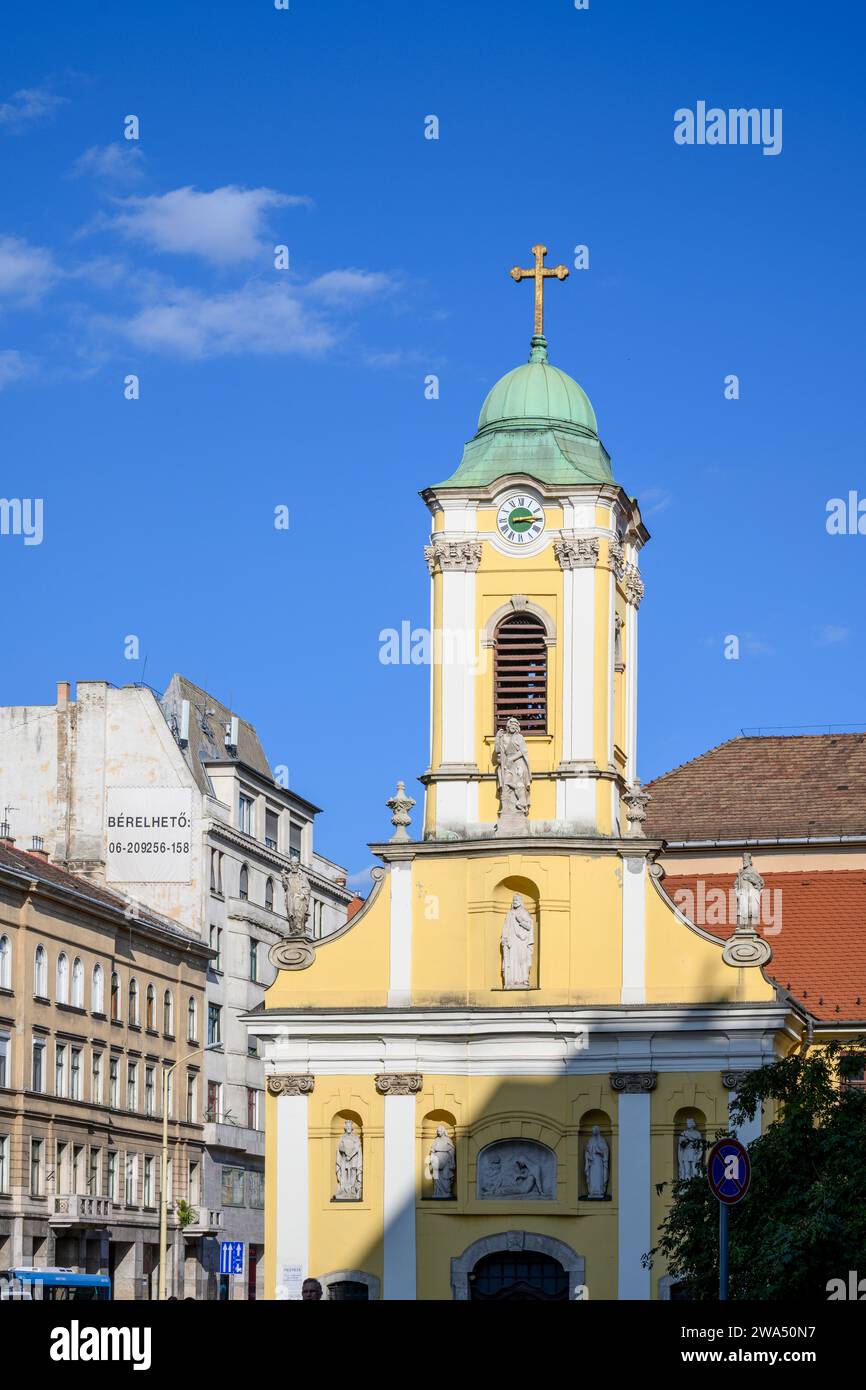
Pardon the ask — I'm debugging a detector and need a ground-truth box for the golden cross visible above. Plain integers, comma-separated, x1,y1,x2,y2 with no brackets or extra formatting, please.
509,244,569,338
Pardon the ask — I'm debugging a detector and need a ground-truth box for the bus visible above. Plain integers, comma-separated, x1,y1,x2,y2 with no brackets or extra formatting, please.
0,1268,111,1300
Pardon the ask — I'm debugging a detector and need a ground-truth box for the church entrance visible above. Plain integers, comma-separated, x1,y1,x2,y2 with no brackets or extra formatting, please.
469,1251,569,1301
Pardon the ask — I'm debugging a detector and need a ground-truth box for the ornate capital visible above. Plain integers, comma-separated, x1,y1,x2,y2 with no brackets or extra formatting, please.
267,1074,315,1097
375,1073,423,1095
269,939,315,971
607,538,626,580
610,1071,657,1093
624,562,645,608
721,1070,753,1091
554,536,599,570
424,539,482,575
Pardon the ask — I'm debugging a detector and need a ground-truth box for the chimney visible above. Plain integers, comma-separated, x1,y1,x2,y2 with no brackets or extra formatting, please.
29,835,48,859
56,681,71,707
0,824,14,846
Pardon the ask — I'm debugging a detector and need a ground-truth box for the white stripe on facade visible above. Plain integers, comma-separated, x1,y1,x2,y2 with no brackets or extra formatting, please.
621,857,646,1005
382,1092,417,1300
388,861,413,1006
617,1090,651,1299
276,1093,309,1299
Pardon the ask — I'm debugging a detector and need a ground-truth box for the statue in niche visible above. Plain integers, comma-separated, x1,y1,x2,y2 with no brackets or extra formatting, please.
501,894,534,989
334,1119,362,1201
734,852,764,929
584,1125,610,1199
282,859,312,937
494,717,532,826
425,1125,456,1199
677,1118,704,1180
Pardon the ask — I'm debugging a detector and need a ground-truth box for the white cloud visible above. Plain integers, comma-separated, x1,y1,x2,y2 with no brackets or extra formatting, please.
0,236,57,303
0,85,65,131
817,625,849,646
70,142,145,185
117,280,335,359
0,349,35,388
306,269,395,305
106,185,309,265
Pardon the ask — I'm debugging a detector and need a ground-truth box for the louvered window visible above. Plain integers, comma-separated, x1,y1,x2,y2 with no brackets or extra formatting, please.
494,612,548,733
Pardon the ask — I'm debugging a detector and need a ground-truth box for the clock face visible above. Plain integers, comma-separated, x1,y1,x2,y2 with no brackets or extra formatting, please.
496,494,545,545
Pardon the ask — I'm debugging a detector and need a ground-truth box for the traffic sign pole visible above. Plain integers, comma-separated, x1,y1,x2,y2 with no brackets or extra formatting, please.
706,1136,750,1302
719,1201,729,1301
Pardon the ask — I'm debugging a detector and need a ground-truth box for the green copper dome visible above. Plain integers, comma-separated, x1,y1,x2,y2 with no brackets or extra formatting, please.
433,336,613,490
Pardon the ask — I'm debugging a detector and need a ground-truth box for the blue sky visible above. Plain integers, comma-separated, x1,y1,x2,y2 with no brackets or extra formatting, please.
1,0,864,880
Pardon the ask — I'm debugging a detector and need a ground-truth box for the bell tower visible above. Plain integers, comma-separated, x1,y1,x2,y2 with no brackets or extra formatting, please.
420,246,648,841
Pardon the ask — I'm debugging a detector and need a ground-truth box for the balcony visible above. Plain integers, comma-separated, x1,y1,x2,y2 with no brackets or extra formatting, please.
203,1120,265,1157
182,1208,222,1239
49,1195,113,1227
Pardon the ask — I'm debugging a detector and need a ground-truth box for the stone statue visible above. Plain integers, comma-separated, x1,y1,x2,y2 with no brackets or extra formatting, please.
494,717,531,829
677,1118,704,1180
425,1125,456,1199
476,1140,555,1199
334,1119,362,1201
734,853,764,928
584,1125,609,1199
501,893,534,989
281,859,311,936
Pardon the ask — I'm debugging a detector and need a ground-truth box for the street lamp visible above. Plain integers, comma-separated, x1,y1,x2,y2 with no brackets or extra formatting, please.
158,1040,223,1300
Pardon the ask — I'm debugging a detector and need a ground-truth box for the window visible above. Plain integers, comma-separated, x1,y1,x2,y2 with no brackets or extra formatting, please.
246,1088,261,1130
0,935,10,989
125,1152,137,1205
56,1140,69,1193
210,848,217,893
107,1150,118,1201
206,1080,222,1122
128,978,139,1026
146,984,156,1030
247,1035,258,1058
264,877,274,911
186,1071,196,1122
289,821,302,860
166,1157,173,1205
249,939,258,983
32,1038,45,1092
0,1134,8,1192
143,1155,155,1207
166,1070,174,1120
73,1143,85,1194
144,1066,155,1117
493,610,548,733
265,809,279,850
126,1061,138,1112
188,1160,201,1207
109,1057,119,1108
91,1050,103,1104
238,864,249,901
247,1170,264,1209
70,1047,81,1100
163,989,174,1036
328,1280,370,1301
34,945,47,997
239,794,254,834
187,997,197,1042
55,1043,67,1097
210,925,223,972
91,963,104,1014
207,1003,221,1047
110,972,120,1021
71,957,83,1008
313,899,324,937
89,1148,100,1195
0,1031,9,1088
30,1138,44,1195
56,952,69,1004
221,1166,245,1206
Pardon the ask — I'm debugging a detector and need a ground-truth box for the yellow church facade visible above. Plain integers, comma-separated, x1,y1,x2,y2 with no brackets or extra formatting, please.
247,250,800,1301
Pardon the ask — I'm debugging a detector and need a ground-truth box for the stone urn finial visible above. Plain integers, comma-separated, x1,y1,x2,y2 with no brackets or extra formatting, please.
623,779,652,837
386,780,416,842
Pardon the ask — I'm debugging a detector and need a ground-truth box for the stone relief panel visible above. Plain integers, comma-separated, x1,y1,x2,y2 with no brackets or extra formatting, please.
476,1139,556,1200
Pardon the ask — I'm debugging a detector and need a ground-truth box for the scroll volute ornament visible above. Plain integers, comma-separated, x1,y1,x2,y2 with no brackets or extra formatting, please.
267,1074,315,1097
375,1073,423,1095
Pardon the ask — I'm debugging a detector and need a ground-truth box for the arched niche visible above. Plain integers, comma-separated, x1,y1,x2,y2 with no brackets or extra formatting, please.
331,1109,364,1204
476,1138,555,1201
672,1107,707,1183
451,1231,585,1302
421,1110,457,1201
578,1109,612,1202
492,874,540,991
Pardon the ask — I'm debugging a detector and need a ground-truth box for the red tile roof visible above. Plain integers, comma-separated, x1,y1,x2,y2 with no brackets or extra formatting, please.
660,868,866,1023
645,734,866,842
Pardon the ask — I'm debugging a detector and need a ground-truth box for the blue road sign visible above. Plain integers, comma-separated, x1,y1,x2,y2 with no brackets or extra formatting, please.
220,1240,244,1275
707,1137,751,1206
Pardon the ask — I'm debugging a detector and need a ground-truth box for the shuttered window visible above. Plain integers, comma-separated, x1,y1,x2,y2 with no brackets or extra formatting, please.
493,612,548,733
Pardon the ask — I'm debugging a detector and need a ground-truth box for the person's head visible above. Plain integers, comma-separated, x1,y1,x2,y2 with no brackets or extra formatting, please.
436,1124,445,1137
512,893,522,909
302,1278,323,1301
344,1119,353,1133
591,1124,600,1136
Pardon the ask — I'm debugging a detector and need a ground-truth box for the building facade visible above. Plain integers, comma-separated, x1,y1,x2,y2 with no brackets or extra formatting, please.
247,269,804,1301
0,840,211,1298
0,673,353,1297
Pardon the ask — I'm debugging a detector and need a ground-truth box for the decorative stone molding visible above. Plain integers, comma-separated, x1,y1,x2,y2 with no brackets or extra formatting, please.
624,563,645,608
722,932,772,968
610,1071,657,1093
320,1269,381,1301
374,1073,423,1095
424,539,482,575
721,1070,753,1091
608,538,626,580
269,938,316,971
554,536,599,570
622,780,652,837
386,780,416,842
267,1074,315,1096
481,595,556,649
451,1232,586,1302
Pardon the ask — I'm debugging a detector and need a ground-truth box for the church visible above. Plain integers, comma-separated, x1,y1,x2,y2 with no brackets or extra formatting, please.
244,247,811,1301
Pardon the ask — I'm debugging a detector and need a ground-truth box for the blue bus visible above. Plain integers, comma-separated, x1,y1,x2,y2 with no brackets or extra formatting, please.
0,1268,111,1300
